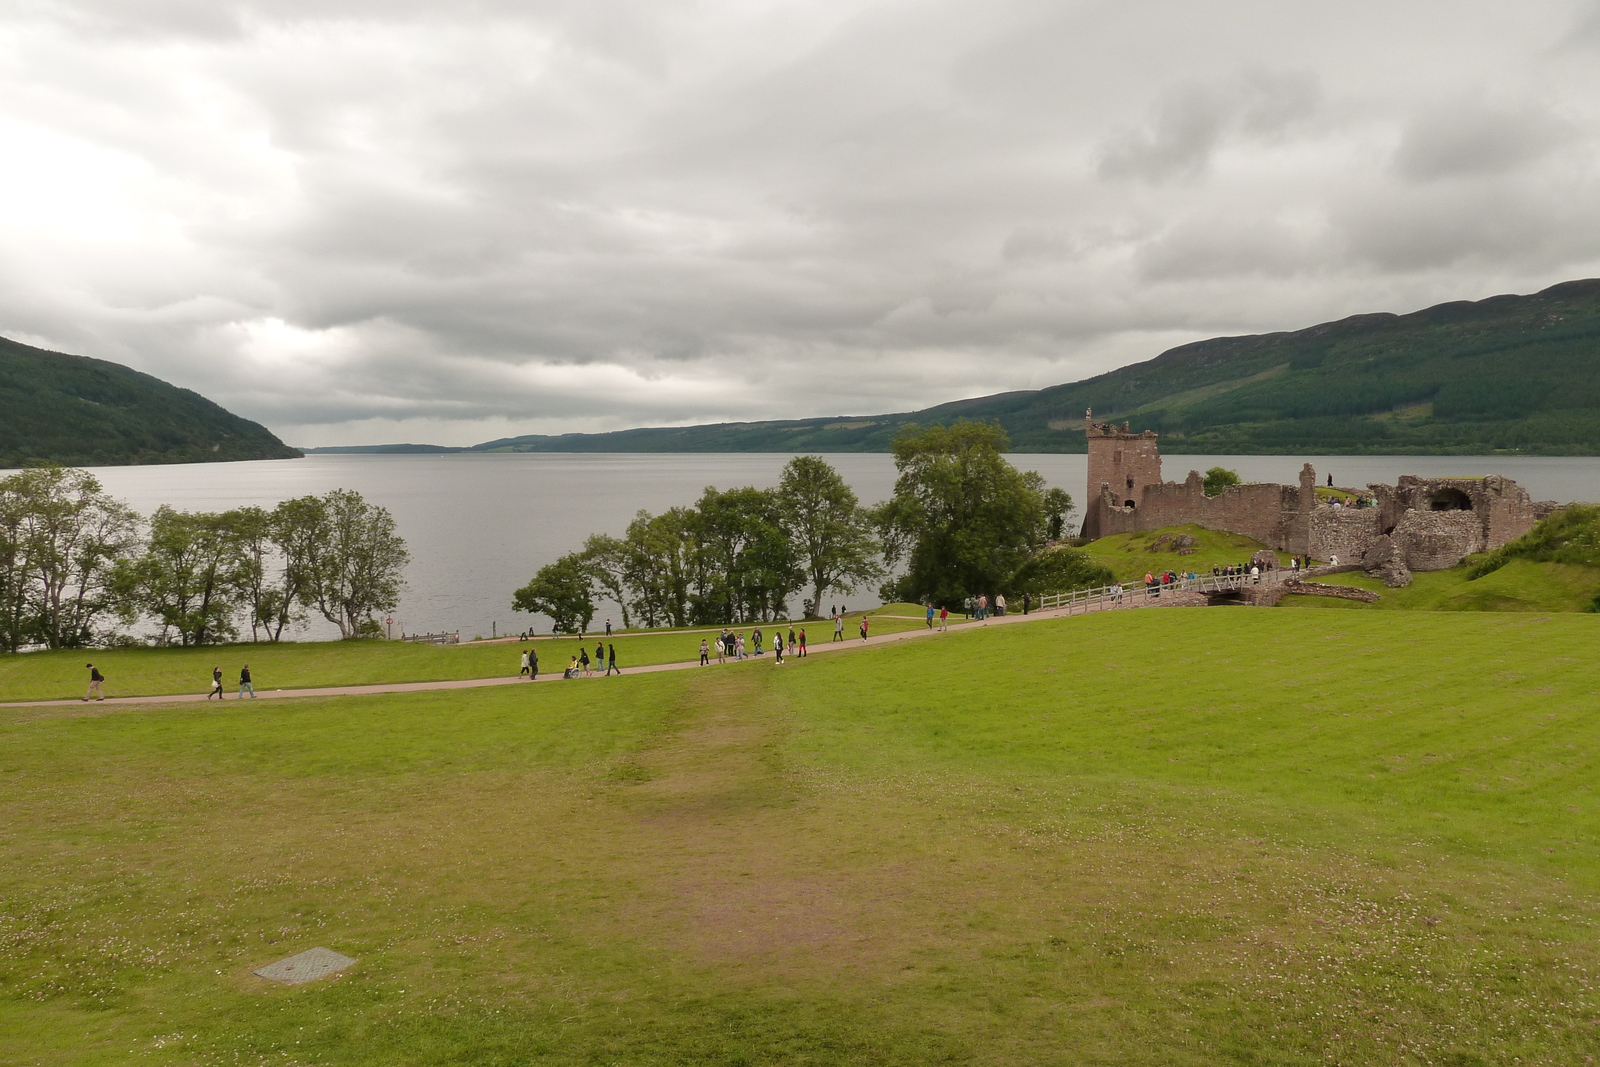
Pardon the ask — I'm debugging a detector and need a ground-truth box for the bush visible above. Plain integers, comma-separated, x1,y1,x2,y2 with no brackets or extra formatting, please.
1202,467,1241,497
1007,546,1116,596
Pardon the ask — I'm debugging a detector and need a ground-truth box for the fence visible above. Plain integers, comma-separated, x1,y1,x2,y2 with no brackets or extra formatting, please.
1034,568,1292,615
403,631,460,645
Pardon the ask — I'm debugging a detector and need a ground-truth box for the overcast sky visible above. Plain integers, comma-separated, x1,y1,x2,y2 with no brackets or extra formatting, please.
4,0,1600,446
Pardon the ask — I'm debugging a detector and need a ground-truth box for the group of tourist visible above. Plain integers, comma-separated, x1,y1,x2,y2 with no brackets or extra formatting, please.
699,624,810,665
962,594,1009,620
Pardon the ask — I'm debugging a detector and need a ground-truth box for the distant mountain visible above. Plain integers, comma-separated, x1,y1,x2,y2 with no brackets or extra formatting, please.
310,278,1600,456
0,336,301,468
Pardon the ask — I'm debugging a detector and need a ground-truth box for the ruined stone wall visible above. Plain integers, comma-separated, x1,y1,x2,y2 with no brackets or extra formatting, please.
1086,473,1314,552
1392,510,1484,571
1309,507,1382,563
1477,475,1538,549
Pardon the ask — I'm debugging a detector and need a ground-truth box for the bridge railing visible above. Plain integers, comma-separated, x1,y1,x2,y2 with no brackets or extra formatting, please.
1033,569,1293,615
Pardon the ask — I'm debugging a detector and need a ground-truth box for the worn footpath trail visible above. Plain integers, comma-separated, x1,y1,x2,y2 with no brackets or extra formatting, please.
0,592,1198,710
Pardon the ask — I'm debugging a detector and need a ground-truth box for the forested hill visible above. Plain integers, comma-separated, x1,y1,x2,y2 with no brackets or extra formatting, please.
0,336,301,468
306,278,1600,456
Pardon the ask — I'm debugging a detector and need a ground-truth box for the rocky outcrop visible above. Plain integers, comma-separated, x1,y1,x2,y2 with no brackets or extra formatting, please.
1360,535,1412,588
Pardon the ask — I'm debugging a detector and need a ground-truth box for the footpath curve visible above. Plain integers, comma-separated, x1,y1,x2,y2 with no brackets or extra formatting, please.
0,590,1206,710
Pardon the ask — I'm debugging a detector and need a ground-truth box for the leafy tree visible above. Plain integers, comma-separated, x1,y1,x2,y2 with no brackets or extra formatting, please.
290,489,409,638
1042,487,1075,541
622,507,698,628
114,507,244,646
693,486,802,623
873,421,1049,606
0,466,137,649
1006,546,1115,597
512,553,595,634
776,456,881,618
1203,467,1241,497
580,533,633,630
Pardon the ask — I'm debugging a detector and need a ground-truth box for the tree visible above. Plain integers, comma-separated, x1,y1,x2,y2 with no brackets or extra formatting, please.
622,507,697,628
1203,467,1241,497
580,533,633,630
776,456,881,617
693,486,802,623
0,466,137,649
114,507,244,646
873,421,1049,606
1006,546,1115,597
292,489,409,638
1042,487,1075,541
512,553,595,634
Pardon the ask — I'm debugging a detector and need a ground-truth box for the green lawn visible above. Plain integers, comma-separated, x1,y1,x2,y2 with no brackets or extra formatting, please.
0,615,933,703
1084,523,1270,582
4,608,1599,1064
1282,558,1600,613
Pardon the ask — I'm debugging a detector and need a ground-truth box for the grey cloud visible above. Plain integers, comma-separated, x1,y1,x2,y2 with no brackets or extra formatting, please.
2,2,1600,445
1098,68,1321,183
1394,99,1573,180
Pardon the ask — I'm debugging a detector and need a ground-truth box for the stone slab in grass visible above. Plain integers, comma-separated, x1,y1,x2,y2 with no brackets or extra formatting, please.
253,947,356,985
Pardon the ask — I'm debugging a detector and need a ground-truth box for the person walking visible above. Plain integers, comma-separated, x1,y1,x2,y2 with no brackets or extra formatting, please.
208,666,223,700
238,664,255,699
579,647,591,676
594,641,605,675
1022,592,1030,616
788,624,796,650
833,612,844,642
717,629,729,664
938,605,949,631
1251,564,1260,585
925,602,935,629
736,633,746,660
700,638,710,666
859,615,870,641
753,627,763,656
774,633,785,665
519,650,531,677
995,593,1006,618
529,648,539,680
606,644,619,676
605,619,613,637
797,627,807,657
83,663,105,702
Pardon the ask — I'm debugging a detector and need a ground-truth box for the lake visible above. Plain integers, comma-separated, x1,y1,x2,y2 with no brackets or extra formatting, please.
62,452,1600,641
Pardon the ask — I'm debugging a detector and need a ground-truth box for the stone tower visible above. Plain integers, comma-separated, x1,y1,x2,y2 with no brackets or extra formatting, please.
1082,409,1162,539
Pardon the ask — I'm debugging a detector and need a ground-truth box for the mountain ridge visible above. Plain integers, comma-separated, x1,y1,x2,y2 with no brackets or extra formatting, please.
0,336,301,468
309,278,1600,456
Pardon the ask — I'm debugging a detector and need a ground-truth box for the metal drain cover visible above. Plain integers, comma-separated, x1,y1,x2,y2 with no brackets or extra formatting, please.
253,946,356,985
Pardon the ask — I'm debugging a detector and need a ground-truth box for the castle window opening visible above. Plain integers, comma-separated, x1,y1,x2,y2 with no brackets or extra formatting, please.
1125,500,1136,508
1126,475,1134,489
1429,488,1473,511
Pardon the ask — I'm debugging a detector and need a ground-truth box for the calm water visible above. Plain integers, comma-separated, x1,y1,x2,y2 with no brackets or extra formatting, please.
61,452,1600,640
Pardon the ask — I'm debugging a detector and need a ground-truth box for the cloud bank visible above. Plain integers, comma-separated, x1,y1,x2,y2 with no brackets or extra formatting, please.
2,0,1599,445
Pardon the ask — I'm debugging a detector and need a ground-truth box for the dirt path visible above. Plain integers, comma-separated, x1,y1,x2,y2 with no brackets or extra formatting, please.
0,593,1199,711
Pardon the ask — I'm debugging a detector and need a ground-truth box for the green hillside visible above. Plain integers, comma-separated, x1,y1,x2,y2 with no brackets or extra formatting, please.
0,336,300,467
313,278,1600,455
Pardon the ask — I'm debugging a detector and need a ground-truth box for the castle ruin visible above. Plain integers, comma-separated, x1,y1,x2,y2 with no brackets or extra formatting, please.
1080,411,1543,580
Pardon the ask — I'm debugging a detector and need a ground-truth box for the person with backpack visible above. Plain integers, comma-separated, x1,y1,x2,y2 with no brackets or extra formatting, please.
83,663,105,702
238,665,255,698
925,603,935,629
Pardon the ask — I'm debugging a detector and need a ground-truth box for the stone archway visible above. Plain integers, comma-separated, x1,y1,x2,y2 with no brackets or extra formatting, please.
1429,488,1473,511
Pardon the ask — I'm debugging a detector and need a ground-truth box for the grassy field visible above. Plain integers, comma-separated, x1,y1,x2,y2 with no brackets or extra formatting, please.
1084,523,1270,582
0,613,938,703
3,608,1599,1064
1283,558,1600,613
